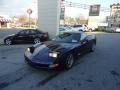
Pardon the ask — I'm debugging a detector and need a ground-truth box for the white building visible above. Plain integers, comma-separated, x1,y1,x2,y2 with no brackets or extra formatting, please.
38,0,61,38
107,3,120,28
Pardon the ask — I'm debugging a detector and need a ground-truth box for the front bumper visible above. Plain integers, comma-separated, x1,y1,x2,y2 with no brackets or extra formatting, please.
24,55,59,69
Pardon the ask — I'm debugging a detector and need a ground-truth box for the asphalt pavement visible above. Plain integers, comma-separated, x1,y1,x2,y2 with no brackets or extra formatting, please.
0,30,120,90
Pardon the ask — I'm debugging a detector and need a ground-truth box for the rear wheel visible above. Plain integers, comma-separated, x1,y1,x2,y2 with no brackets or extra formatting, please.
65,54,74,69
34,38,40,44
5,39,12,45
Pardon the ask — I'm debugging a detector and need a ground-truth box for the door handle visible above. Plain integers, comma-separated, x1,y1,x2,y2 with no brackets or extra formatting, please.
81,41,87,45
82,41,86,44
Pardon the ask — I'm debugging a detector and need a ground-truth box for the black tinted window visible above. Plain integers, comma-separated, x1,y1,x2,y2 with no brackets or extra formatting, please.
19,30,29,35
29,30,36,34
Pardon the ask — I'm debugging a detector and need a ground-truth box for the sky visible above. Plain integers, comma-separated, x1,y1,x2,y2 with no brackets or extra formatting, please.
0,0,37,18
0,0,119,19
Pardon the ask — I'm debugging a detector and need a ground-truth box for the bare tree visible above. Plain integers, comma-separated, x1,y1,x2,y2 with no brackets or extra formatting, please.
64,16,76,25
75,14,88,24
15,15,36,25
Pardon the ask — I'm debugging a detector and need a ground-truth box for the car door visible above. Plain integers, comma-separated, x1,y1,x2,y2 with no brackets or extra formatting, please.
13,30,25,43
74,32,89,56
70,33,83,56
28,30,37,42
80,33,90,53
13,30,29,43
23,30,32,43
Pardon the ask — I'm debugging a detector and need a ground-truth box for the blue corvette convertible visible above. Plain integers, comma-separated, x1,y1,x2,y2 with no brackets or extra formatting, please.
24,31,96,69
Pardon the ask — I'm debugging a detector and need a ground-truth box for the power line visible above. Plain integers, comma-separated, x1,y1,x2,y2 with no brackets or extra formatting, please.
61,1,111,12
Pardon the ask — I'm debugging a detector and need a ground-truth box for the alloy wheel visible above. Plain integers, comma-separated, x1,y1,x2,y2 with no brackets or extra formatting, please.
65,54,74,69
5,39,12,45
34,38,40,44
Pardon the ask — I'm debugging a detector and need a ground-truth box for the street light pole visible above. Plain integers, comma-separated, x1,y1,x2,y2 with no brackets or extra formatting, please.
29,13,30,28
27,9,32,28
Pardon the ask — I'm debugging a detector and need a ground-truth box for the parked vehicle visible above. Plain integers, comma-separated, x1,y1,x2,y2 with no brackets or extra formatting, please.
24,31,96,69
106,27,120,33
59,26,73,34
4,29,49,45
115,28,120,32
72,24,88,32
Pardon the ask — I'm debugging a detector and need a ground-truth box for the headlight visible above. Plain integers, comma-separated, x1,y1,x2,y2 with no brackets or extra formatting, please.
49,52,58,58
27,48,30,52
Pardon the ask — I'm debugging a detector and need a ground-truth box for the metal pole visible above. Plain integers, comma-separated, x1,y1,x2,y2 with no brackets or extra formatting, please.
29,14,30,28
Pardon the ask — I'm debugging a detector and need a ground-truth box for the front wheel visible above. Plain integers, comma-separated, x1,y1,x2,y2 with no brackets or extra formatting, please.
5,39,12,45
65,54,74,69
34,38,41,44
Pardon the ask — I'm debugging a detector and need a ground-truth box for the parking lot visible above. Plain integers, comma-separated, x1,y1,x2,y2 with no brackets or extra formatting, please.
0,30,120,90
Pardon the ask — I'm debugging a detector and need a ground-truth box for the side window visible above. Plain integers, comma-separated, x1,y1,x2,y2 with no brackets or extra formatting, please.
19,30,29,35
26,30,30,34
19,30,26,35
72,33,81,42
36,30,42,34
80,33,87,41
30,30,36,34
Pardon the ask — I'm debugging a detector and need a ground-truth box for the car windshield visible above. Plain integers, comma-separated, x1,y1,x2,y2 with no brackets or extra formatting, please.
53,33,81,43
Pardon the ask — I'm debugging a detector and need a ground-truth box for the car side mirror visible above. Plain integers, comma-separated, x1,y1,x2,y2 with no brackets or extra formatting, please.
80,37,88,45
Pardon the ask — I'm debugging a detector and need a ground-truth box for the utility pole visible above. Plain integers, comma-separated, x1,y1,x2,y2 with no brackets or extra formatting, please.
27,9,32,28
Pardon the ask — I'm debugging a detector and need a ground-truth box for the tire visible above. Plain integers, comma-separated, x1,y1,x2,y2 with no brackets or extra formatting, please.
34,38,41,44
65,54,74,69
88,28,92,32
90,43,96,52
5,39,12,45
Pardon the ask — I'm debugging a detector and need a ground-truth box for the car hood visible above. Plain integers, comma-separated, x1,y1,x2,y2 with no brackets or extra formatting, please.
9,34,15,36
5,34,15,39
30,41,78,63
35,41,76,52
